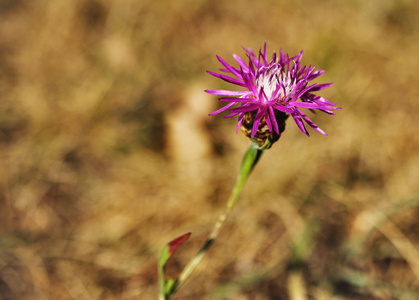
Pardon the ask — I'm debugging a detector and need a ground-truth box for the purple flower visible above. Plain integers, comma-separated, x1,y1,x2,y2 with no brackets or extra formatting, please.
205,44,341,138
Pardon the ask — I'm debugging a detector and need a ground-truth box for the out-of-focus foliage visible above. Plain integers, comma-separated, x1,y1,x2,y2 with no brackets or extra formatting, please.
0,0,418,299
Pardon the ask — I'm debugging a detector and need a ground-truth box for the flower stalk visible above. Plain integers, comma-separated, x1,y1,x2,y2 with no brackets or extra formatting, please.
160,141,265,300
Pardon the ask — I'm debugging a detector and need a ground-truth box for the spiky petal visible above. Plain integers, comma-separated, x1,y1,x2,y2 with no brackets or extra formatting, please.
205,44,341,140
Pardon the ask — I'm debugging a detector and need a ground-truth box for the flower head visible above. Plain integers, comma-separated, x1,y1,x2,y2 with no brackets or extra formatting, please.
205,44,341,144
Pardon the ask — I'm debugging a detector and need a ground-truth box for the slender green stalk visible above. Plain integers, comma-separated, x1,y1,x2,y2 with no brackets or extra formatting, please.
165,142,266,299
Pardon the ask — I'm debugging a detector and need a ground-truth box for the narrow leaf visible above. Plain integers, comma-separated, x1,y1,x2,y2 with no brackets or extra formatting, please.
158,232,192,300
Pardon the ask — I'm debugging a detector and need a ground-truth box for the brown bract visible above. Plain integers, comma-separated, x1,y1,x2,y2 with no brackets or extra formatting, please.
241,111,289,146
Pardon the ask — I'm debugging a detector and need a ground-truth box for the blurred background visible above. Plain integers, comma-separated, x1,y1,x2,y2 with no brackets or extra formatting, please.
0,0,418,299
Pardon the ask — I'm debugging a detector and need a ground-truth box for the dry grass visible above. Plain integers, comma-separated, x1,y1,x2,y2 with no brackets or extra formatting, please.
0,0,418,299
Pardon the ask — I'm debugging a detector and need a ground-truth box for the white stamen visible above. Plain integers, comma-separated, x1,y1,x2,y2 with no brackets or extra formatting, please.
255,64,296,104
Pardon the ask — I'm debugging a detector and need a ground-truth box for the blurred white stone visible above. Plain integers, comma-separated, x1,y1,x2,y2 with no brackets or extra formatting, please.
166,81,215,183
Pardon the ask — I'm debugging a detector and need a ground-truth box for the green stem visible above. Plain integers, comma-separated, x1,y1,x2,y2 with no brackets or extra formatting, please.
165,142,265,299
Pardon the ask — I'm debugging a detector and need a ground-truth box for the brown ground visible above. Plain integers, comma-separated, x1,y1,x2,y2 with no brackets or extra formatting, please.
0,0,418,299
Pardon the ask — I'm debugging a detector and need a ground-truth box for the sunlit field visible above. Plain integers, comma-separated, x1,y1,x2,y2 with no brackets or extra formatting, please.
1,1,418,299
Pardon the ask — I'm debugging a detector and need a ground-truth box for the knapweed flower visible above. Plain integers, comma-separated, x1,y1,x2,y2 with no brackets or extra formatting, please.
205,44,341,145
